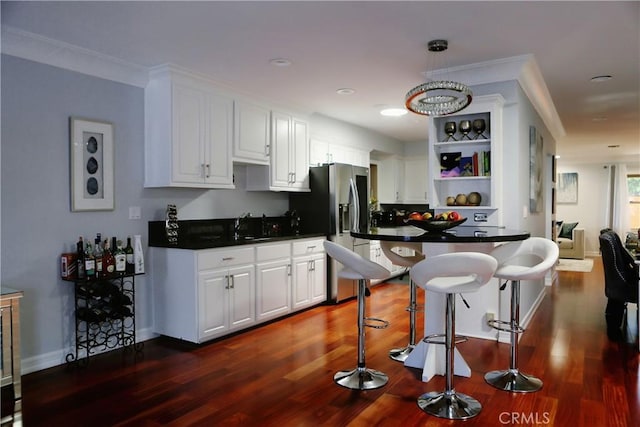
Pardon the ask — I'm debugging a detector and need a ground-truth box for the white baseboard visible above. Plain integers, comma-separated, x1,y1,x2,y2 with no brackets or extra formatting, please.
21,327,158,375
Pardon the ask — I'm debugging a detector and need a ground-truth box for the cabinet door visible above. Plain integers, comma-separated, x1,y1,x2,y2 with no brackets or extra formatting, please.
270,111,292,188
403,157,428,203
378,156,404,203
172,82,206,184
228,264,256,330
309,254,327,304
256,259,291,321
292,256,312,309
233,101,270,164
203,93,234,186
290,118,309,189
198,269,229,340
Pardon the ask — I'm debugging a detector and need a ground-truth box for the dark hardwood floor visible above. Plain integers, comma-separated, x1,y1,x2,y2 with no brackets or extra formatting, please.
5,257,639,426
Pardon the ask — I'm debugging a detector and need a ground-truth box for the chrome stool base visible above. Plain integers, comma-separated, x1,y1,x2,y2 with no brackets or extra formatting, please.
389,344,415,362
417,390,482,420
334,366,389,390
484,369,542,393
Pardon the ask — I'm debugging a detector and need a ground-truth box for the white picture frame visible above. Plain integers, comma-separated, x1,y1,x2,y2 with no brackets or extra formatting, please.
70,117,114,211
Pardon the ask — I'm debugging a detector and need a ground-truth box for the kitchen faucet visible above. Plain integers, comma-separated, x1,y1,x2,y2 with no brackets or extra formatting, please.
233,213,251,240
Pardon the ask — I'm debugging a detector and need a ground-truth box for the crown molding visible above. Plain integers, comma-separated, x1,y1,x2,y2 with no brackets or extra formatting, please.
426,54,566,141
1,26,149,88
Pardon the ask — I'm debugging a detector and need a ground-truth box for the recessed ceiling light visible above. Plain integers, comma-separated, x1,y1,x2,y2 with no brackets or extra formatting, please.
269,58,292,67
380,108,408,117
336,88,356,95
590,75,612,83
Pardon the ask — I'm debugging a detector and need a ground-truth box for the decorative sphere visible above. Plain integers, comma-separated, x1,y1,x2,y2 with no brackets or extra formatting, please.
446,196,456,206
467,192,482,206
455,194,468,206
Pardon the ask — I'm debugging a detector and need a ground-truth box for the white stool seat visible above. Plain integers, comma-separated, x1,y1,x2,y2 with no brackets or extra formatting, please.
325,240,389,281
485,237,558,393
323,240,390,391
380,241,426,362
410,252,497,420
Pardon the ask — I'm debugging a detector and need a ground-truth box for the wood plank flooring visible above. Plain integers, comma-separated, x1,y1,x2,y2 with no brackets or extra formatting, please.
6,257,640,426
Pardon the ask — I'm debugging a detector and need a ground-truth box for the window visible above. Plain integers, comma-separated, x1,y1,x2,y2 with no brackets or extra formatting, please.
629,174,640,229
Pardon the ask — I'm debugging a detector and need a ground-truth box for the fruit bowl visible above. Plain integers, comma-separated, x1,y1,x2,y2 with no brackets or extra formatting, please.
405,217,467,232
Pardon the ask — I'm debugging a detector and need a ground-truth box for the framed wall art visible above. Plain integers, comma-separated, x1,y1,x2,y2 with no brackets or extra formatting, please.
70,117,114,211
557,172,578,204
529,126,544,213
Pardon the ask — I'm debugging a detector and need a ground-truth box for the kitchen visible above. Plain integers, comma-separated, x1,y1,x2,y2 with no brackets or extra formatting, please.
2,1,638,425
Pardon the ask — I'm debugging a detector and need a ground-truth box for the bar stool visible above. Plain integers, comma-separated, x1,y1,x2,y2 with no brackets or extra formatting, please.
380,241,425,362
323,240,391,390
484,237,559,392
410,252,497,420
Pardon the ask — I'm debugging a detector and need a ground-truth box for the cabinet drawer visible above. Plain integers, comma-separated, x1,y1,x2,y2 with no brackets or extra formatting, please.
256,242,291,262
198,247,255,270
292,238,325,256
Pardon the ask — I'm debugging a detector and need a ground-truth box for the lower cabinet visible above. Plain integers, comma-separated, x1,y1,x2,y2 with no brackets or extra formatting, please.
151,237,326,344
198,264,255,341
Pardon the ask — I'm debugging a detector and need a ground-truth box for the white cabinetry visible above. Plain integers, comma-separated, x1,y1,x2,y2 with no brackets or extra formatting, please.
309,139,370,168
145,65,234,188
151,246,255,343
246,112,310,192
378,156,405,203
427,94,504,226
233,100,271,164
403,157,428,203
256,243,292,321
292,238,327,310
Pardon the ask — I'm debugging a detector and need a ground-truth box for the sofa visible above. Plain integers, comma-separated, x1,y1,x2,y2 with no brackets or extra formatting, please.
558,227,585,259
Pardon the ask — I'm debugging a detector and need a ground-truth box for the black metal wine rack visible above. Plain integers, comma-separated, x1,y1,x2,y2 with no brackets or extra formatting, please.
64,273,143,367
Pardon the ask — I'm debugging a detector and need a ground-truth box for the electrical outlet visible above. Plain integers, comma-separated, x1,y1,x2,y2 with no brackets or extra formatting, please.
486,311,495,325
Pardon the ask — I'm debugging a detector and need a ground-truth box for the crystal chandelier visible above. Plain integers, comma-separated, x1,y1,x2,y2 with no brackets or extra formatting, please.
405,40,472,116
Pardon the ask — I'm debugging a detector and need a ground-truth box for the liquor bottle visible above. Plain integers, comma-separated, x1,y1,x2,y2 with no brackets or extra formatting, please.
103,238,116,274
76,236,86,279
94,234,104,278
114,240,127,273
125,236,134,274
84,241,96,277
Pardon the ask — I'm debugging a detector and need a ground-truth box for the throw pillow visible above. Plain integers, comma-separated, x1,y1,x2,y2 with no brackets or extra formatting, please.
559,222,578,239
555,221,563,237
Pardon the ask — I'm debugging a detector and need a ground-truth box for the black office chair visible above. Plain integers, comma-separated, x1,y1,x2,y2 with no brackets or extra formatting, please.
598,230,639,341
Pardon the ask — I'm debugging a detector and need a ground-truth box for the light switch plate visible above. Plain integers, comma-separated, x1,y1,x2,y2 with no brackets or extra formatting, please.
129,206,141,220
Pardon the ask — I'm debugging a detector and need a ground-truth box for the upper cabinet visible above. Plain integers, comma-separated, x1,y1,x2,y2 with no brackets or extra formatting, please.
427,94,504,226
378,155,405,203
233,100,271,165
145,65,234,189
246,111,310,192
403,156,428,204
309,139,370,168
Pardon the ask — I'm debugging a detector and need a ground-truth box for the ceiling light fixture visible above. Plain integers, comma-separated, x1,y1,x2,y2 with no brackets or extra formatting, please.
269,58,292,67
380,107,408,117
336,88,356,95
590,75,612,83
405,39,472,116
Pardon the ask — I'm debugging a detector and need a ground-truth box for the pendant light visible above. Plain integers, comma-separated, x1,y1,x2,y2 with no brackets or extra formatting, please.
405,39,472,116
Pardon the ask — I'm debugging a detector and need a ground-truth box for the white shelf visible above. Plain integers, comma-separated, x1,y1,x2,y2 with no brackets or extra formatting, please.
434,138,491,146
434,176,490,181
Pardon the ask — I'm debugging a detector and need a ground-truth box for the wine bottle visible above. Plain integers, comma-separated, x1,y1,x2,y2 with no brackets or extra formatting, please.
76,236,86,279
94,234,104,278
84,241,95,278
115,240,127,272
125,236,134,274
103,238,116,274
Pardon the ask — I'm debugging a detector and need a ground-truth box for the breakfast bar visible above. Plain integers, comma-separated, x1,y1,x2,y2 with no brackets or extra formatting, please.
351,225,530,381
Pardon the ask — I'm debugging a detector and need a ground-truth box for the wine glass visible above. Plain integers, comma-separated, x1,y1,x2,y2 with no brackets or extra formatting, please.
459,120,472,140
472,119,487,139
444,121,457,141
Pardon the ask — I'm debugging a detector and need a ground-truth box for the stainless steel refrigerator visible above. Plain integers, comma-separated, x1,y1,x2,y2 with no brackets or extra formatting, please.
289,163,370,303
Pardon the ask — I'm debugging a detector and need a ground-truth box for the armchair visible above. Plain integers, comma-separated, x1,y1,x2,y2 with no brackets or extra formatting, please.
558,227,585,259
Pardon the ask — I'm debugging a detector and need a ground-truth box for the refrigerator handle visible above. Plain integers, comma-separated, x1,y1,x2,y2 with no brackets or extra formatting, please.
349,177,360,232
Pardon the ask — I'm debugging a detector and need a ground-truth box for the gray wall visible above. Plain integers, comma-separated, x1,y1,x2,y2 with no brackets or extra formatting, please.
0,55,292,372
